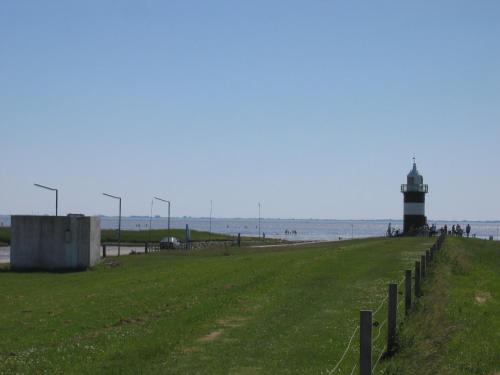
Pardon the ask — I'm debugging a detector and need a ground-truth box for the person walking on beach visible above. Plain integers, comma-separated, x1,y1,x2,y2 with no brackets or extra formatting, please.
466,224,471,238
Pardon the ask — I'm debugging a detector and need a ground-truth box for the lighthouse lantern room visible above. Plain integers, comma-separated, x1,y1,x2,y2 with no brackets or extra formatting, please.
401,158,428,233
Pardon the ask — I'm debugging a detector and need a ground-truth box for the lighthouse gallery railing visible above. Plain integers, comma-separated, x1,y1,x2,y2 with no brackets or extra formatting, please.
401,184,428,193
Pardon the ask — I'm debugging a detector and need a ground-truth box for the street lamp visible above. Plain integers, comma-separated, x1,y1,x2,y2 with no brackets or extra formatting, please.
154,197,171,242
103,193,121,256
34,183,58,216
258,202,261,238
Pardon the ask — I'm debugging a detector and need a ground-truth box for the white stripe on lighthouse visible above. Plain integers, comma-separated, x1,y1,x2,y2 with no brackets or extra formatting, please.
404,203,425,215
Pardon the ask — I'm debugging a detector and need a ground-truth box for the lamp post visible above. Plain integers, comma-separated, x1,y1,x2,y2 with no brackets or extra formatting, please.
34,183,58,216
103,193,121,256
154,197,171,242
258,202,261,238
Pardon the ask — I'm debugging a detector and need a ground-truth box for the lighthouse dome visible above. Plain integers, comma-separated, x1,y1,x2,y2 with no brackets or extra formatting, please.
407,162,423,185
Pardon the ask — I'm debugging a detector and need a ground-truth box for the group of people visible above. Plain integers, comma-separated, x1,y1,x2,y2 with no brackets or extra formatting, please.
386,223,400,237
443,223,472,237
284,229,298,235
387,222,473,237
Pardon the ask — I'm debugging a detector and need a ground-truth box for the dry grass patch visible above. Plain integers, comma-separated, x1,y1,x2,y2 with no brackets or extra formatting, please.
198,330,224,342
474,291,492,305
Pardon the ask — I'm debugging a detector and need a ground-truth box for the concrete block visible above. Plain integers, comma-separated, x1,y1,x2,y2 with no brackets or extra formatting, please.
11,215,101,271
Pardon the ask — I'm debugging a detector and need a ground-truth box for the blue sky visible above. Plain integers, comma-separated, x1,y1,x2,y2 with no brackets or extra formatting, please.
1,1,499,220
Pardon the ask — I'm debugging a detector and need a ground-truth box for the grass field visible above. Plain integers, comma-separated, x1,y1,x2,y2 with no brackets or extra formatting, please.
100,228,234,243
378,237,500,375
0,227,240,245
0,237,432,374
0,228,9,246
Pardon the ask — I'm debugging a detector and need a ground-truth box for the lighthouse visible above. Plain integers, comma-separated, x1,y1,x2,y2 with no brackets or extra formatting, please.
401,159,428,233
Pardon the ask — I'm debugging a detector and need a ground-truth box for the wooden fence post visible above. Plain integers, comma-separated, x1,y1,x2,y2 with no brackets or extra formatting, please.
405,270,412,315
426,250,431,265
421,254,426,279
415,261,421,298
360,310,372,375
387,283,397,355
145,242,148,254
102,244,106,258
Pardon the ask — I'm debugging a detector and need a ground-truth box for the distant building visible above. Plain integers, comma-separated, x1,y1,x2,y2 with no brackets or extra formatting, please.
401,159,428,233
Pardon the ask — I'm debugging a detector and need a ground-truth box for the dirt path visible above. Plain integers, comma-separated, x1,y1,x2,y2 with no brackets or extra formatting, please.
249,241,332,248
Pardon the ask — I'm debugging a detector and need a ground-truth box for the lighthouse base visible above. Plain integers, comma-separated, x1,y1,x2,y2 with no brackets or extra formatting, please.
403,215,427,234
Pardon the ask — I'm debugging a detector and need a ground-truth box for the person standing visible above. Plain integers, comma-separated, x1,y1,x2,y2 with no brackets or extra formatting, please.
466,224,471,238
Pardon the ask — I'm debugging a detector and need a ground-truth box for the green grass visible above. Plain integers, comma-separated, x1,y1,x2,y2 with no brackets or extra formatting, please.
378,237,500,375
101,228,234,243
0,228,242,245
0,227,9,246
0,237,432,374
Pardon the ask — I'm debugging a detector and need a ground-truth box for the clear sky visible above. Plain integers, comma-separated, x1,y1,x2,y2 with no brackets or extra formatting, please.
1,1,499,220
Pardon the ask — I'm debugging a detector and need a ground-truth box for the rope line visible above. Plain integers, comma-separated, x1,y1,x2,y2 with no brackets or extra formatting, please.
372,319,387,343
397,299,404,310
397,277,405,287
371,345,386,373
330,325,359,373
373,295,388,316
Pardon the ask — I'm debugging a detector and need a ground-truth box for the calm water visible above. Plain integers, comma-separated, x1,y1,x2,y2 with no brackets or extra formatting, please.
1,216,499,264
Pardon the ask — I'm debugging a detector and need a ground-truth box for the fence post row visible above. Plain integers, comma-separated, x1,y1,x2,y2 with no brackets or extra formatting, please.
359,310,372,375
415,261,421,297
387,283,398,355
420,254,426,279
354,234,445,373
405,270,412,315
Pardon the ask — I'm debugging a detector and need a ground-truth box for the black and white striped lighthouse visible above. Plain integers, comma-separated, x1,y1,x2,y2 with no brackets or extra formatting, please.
401,159,428,233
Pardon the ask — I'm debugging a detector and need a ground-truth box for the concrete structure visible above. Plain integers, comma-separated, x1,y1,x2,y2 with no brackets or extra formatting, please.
401,160,428,233
11,215,101,271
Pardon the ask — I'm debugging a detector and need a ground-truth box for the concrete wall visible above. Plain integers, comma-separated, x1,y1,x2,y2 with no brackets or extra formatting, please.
11,215,101,271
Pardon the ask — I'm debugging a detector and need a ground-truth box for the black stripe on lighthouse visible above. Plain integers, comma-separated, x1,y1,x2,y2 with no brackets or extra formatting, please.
401,160,428,234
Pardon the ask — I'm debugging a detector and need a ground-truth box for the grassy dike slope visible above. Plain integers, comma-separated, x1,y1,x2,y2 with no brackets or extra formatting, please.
0,237,431,374
0,228,233,245
101,229,234,243
379,237,500,375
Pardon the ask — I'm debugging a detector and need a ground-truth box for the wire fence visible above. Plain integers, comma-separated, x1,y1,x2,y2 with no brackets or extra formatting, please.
328,233,446,374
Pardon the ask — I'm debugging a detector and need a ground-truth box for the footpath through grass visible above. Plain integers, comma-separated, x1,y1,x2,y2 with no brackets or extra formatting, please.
0,237,432,374
378,237,500,375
